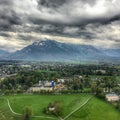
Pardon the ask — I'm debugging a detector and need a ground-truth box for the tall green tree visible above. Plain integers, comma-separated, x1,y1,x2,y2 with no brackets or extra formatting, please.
22,107,33,120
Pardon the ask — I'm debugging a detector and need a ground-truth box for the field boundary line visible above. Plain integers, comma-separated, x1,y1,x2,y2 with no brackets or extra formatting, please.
4,98,57,120
63,96,93,120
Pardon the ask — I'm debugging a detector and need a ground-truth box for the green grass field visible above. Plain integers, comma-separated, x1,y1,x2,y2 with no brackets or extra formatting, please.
0,94,120,120
7,94,91,118
0,97,20,120
68,97,120,120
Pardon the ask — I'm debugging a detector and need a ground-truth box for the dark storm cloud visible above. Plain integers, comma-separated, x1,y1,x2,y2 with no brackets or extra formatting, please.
30,0,119,26
107,15,120,24
24,0,120,43
0,0,120,51
35,24,64,34
0,0,13,5
1,0,120,33
0,16,21,31
0,32,11,37
29,22,95,39
38,0,66,9
0,0,21,31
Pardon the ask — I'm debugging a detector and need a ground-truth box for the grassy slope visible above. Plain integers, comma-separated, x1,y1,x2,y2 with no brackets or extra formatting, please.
7,94,91,118
68,97,120,120
0,94,120,120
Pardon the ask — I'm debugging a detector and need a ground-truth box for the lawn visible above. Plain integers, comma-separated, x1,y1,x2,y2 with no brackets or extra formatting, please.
0,94,120,120
6,94,91,118
68,97,120,120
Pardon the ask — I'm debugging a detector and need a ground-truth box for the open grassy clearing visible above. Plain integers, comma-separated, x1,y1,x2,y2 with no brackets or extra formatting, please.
0,94,120,120
68,97,120,120
6,94,91,118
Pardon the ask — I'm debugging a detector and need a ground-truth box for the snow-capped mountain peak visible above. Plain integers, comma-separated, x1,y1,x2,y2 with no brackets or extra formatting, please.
2,39,120,63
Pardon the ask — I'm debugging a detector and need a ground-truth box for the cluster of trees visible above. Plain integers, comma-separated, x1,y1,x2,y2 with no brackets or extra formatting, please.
43,101,62,116
54,64,120,77
72,76,91,90
91,76,120,98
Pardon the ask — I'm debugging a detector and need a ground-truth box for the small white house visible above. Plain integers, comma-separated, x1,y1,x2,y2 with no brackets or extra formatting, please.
106,93,119,102
57,79,65,83
49,107,55,111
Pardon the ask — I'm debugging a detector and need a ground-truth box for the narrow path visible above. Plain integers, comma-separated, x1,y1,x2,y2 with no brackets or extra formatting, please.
7,99,22,116
63,96,93,120
5,98,57,120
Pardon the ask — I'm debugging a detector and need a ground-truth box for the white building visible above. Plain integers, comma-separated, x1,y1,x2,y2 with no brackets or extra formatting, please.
57,79,65,83
106,93,119,102
30,86,53,92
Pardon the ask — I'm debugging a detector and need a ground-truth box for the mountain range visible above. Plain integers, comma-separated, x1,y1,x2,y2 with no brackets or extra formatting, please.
0,39,120,63
0,50,9,58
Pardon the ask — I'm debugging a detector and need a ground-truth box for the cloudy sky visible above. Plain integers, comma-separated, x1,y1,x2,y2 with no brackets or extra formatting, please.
0,0,120,52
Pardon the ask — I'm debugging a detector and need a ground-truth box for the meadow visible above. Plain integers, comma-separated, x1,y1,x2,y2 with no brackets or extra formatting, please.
68,97,120,120
0,94,120,120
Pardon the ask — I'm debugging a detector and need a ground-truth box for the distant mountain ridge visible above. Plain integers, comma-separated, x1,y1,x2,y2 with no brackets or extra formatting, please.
0,50,9,58
1,39,120,63
102,49,120,57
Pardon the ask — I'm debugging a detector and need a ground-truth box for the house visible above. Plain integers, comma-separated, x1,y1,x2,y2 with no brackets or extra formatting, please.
57,79,65,83
29,81,54,92
106,93,119,102
29,80,66,92
49,107,55,111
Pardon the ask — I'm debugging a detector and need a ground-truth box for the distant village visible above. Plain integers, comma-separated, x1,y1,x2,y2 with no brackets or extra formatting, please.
29,79,66,93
